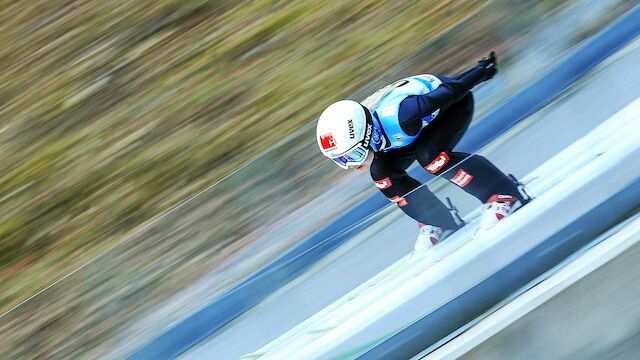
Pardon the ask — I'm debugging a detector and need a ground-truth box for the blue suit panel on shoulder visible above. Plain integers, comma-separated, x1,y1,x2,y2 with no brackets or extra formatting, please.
373,75,442,151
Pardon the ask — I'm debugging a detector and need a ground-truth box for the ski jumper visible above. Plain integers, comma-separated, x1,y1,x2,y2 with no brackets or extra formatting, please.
367,64,522,230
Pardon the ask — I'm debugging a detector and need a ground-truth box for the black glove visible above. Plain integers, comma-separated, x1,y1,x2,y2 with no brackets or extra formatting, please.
478,51,497,80
445,51,498,98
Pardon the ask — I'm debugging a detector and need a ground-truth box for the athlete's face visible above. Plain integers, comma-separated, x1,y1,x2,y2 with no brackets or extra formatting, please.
350,151,374,171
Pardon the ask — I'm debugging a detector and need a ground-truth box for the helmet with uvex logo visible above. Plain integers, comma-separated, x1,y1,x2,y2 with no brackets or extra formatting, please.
316,100,373,169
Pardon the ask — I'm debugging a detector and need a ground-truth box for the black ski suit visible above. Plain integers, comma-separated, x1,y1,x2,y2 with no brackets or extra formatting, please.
369,62,522,230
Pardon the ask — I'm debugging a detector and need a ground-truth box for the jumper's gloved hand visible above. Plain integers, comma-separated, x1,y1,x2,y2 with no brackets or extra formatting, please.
436,51,499,106
477,51,497,81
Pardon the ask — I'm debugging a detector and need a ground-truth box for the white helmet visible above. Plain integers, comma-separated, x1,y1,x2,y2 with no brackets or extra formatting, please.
316,100,373,169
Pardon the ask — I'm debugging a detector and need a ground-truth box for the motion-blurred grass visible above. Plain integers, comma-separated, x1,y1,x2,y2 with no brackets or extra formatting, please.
0,0,486,313
0,1,493,357
0,0,634,358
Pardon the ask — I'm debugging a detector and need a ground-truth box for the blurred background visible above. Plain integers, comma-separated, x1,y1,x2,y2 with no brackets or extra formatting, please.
0,0,637,359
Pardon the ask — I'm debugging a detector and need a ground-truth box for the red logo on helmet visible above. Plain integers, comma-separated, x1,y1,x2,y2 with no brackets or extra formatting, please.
320,133,337,150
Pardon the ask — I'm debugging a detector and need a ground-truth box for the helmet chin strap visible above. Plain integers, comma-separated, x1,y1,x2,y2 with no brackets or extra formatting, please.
359,103,374,150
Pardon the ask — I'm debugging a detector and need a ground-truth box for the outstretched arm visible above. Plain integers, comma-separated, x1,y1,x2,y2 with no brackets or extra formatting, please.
396,52,498,135
409,52,498,115
450,51,497,91
452,51,497,81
